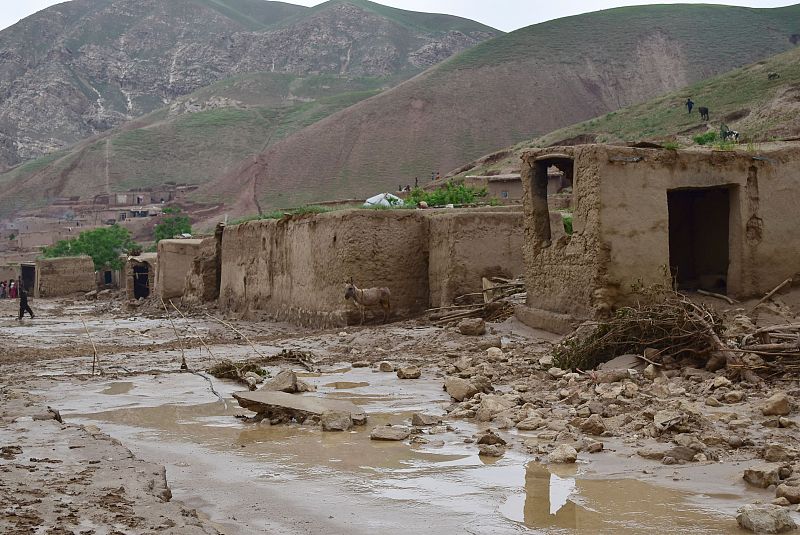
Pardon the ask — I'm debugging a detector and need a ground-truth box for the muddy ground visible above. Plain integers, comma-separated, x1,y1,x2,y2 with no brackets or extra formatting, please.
1,295,799,534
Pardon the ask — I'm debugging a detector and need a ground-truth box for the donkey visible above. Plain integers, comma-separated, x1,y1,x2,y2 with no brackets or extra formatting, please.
344,278,391,325
698,106,710,121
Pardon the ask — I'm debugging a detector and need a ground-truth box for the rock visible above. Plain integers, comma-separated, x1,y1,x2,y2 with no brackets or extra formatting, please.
538,355,554,368
320,411,353,431
712,376,732,389
743,464,783,488
233,391,366,425
477,430,507,446
773,497,792,507
470,375,494,394
736,504,797,533
705,396,722,407
244,371,264,384
549,444,578,464
587,442,604,453
664,446,697,462
598,354,644,371
458,318,486,336
411,413,441,426
763,393,792,416
84,290,98,300
516,417,545,431
643,364,659,380
765,444,795,463
97,289,113,299
476,395,515,422
724,390,745,404
478,444,505,457
653,409,684,432
705,353,727,372
370,425,410,441
580,414,606,435
548,367,566,378
351,361,370,368
777,484,800,505
486,347,504,361
693,453,708,462
378,361,395,372
637,447,668,461
476,337,502,350
592,369,629,384
397,366,421,379
259,370,315,394
444,377,478,401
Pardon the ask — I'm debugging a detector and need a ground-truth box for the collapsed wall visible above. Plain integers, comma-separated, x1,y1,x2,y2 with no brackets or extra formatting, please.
156,239,204,300
182,234,222,305
219,210,430,327
35,256,95,297
428,211,525,308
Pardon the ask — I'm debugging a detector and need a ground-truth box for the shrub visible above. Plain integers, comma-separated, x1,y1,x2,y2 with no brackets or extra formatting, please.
154,207,192,243
562,213,574,235
693,132,717,145
405,182,487,207
662,141,680,150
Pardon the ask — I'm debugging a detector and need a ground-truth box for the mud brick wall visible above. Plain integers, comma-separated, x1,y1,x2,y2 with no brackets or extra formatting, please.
220,210,430,327
182,234,221,305
428,211,524,308
35,256,95,297
156,239,204,300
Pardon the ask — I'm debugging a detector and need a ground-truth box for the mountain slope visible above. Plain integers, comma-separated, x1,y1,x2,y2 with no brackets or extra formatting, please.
0,0,498,170
450,46,800,178
204,3,800,214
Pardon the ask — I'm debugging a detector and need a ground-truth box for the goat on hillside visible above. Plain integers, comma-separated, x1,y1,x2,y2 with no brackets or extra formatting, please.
344,279,391,325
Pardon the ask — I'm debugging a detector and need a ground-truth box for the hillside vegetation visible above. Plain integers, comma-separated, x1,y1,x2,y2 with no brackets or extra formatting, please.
453,46,800,178
199,4,800,216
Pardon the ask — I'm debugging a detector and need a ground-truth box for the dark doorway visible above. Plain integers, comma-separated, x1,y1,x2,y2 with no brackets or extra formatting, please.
668,187,730,292
103,270,113,285
133,265,150,299
20,265,35,293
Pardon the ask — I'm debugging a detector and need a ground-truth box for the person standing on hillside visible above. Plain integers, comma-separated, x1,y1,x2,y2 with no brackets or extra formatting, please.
686,98,694,114
18,285,34,321
9,280,16,299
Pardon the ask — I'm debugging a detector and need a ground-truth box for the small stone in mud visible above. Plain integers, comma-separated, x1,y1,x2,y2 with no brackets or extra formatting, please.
396,366,421,379
776,484,800,505
478,444,505,457
370,425,410,441
773,497,792,507
763,393,792,416
548,444,578,463
476,337,502,350
351,361,370,368
548,367,566,379
485,347,504,362
764,444,796,463
458,318,486,336
378,361,395,372
476,430,506,446
320,411,353,432
705,396,722,407
444,377,478,401
580,414,606,436
724,390,745,404
587,442,604,453
736,503,797,533
743,464,782,488
411,413,441,426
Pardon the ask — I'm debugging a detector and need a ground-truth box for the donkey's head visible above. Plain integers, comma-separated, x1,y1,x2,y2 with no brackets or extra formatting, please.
344,277,356,300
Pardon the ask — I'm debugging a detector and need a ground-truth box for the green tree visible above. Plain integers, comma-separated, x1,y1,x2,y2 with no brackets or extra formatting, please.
42,225,135,270
154,207,192,243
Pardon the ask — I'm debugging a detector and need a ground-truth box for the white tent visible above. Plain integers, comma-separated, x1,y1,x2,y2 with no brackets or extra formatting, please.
363,193,404,207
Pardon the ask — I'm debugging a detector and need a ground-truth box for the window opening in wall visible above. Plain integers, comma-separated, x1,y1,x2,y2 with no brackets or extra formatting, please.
501,191,509,199
668,186,730,293
530,157,574,243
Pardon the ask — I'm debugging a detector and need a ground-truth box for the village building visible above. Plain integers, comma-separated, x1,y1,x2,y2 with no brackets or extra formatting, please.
515,143,800,333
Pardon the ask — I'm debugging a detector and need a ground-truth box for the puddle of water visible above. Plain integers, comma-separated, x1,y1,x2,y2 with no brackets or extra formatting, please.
498,462,748,534
322,381,370,389
32,368,753,534
100,381,134,395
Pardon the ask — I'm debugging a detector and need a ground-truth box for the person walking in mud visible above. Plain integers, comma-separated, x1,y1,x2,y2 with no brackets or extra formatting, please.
18,285,34,321
686,97,694,114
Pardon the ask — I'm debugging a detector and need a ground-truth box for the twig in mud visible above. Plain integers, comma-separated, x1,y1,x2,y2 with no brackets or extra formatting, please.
169,300,216,359
697,289,738,305
203,313,268,360
160,297,188,370
751,278,792,311
78,314,100,375
192,371,226,407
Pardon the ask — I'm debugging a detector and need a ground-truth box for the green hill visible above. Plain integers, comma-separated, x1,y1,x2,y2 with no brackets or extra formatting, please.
452,46,800,178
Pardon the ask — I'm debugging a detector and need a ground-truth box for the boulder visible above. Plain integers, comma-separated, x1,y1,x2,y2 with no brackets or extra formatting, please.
476,337,502,350
549,444,578,464
476,395,515,422
765,444,796,463
478,444,505,457
458,318,486,336
320,411,353,432
444,377,478,401
664,446,697,462
580,414,607,436
259,370,315,394
516,416,545,431
653,409,684,432
485,347,504,361
736,504,796,533
476,430,507,446
378,361,395,372
351,361,370,368
597,354,644,371
776,484,800,505
411,413,441,426
84,290,98,300
763,393,792,416
743,464,783,488
233,391,366,425
397,366,421,379
370,425,410,441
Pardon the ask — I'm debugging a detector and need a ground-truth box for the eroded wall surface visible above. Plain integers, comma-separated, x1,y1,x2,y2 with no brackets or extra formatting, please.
156,239,204,300
220,211,430,327
35,256,95,297
182,236,221,305
428,211,524,308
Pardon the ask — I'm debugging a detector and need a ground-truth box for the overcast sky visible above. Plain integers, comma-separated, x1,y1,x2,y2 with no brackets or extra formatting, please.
1,0,795,32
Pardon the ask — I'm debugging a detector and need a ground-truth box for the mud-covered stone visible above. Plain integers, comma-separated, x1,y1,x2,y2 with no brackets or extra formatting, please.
736,504,797,533
370,425,410,441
